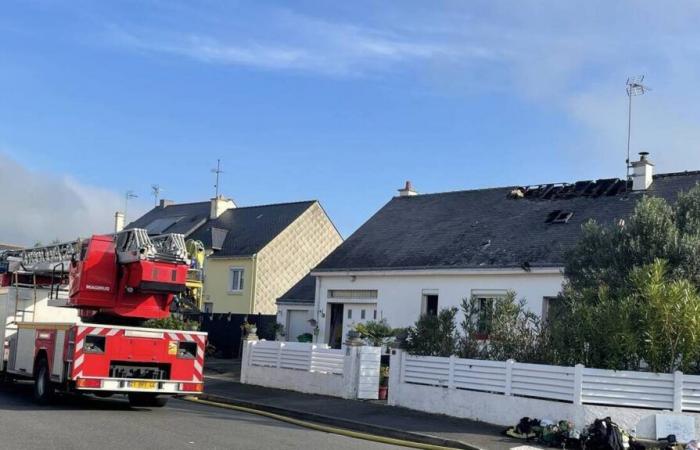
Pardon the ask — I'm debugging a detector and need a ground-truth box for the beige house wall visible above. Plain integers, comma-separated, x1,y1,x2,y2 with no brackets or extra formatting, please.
254,202,342,314
203,256,257,314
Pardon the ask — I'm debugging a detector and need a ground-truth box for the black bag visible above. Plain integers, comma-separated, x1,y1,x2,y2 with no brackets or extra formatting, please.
585,417,624,450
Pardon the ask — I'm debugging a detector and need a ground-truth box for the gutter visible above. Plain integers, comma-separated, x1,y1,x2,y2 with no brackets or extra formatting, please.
311,267,563,277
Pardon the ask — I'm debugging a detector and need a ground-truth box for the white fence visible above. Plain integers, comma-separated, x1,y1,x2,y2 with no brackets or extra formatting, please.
390,350,700,440
400,353,700,412
248,341,345,374
240,340,381,400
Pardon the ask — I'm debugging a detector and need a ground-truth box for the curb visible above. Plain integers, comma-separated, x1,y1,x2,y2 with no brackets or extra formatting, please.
193,392,481,450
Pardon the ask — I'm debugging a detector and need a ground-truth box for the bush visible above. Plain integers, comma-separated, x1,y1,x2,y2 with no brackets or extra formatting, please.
145,316,200,331
354,319,395,347
404,307,458,357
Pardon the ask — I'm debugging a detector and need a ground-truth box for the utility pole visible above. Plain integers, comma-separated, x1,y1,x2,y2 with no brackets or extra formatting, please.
124,190,138,222
211,159,223,198
625,75,651,185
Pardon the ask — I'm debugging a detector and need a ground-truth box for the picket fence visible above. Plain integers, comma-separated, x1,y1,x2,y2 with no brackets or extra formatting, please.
248,340,345,375
401,354,700,412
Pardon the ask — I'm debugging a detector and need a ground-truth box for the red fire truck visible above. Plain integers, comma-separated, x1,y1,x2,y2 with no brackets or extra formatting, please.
0,229,206,407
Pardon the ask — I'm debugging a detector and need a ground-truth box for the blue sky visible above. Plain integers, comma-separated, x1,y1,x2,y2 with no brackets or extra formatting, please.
2,1,700,245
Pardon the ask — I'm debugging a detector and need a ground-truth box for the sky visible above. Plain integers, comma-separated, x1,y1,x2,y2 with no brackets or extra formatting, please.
2,0,700,246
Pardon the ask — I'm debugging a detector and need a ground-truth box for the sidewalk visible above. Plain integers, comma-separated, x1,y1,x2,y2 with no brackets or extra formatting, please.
202,359,527,450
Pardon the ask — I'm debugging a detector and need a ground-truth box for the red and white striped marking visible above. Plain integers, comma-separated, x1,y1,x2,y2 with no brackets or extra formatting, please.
167,332,206,382
72,326,123,379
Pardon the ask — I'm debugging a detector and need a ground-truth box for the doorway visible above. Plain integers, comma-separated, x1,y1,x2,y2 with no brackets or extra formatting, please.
328,303,344,349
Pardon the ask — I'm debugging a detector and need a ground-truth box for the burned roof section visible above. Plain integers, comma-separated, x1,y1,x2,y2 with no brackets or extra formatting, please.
509,178,628,201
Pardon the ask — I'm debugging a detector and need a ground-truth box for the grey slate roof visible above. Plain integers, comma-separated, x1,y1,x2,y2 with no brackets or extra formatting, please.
315,171,700,272
126,200,316,257
126,201,211,237
276,274,316,305
190,201,316,257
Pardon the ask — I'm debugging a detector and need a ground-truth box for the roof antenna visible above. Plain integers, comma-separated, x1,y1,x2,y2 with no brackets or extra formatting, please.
211,159,224,198
626,75,651,189
124,190,138,222
151,184,163,206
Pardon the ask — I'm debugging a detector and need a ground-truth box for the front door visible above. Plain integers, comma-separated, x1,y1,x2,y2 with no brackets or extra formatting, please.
328,303,344,349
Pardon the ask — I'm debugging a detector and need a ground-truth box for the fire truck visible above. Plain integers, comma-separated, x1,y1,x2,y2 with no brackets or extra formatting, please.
0,229,206,407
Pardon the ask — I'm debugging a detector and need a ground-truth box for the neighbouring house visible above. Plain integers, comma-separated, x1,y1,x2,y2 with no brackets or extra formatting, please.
275,274,316,342
312,153,700,348
127,196,342,315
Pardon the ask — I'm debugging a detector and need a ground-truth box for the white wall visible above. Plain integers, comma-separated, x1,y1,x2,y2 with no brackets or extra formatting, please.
276,304,314,342
314,269,564,344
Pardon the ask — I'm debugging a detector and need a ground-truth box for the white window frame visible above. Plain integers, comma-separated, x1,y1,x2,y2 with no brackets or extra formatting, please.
228,267,245,293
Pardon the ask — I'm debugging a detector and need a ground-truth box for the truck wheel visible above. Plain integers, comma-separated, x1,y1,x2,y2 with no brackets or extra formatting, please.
33,358,54,405
128,393,168,408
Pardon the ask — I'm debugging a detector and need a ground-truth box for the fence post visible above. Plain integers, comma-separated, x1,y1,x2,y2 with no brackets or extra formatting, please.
505,359,514,396
388,349,402,406
448,355,456,389
276,342,284,369
342,342,362,399
674,371,684,413
573,364,584,406
310,344,317,372
240,340,250,383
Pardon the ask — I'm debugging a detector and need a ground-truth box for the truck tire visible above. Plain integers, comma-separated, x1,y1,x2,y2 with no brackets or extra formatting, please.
128,393,168,408
33,358,54,405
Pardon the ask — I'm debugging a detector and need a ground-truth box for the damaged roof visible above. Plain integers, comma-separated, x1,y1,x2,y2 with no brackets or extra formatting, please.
315,171,700,272
125,201,211,237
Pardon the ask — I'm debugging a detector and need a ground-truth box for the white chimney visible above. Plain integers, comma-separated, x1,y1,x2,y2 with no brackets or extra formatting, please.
631,152,654,191
159,199,174,208
398,181,418,197
114,211,125,233
210,195,236,219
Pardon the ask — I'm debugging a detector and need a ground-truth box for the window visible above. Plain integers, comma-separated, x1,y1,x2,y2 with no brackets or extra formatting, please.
476,297,494,334
423,295,439,316
542,296,559,322
229,268,244,292
203,302,214,314
373,309,377,320
361,309,366,319
347,309,352,319
328,289,378,299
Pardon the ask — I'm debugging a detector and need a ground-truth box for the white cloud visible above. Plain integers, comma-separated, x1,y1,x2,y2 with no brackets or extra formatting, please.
0,153,140,246
105,2,700,170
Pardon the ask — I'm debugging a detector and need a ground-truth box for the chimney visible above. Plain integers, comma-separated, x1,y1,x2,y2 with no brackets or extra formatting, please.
159,199,174,208
114,211,125,233
398,181,418,197
631,152,654,191
210,195,236,219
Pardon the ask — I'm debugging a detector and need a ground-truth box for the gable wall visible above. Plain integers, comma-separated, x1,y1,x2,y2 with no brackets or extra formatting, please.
203,256,256,314
254,202,343,315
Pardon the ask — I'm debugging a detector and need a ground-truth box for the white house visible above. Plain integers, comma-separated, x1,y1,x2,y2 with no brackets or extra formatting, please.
311,153,700,348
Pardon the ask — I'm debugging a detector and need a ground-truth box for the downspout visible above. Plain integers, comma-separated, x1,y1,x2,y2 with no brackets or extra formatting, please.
249,254,257,314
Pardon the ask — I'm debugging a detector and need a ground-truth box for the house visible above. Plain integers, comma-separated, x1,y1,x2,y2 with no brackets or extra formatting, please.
276,274,316,341
311,153,700,348
127,196,342,315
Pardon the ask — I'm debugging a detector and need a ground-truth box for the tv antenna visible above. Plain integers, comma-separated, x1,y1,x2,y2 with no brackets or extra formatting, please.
626,75,651,184
124,190,138,222
151,184,164,206
211,159,224,197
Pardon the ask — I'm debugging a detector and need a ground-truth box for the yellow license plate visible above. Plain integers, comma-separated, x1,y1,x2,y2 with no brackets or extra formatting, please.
130,381,157,390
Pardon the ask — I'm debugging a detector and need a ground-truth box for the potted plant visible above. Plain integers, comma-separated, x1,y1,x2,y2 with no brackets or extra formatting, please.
378,365,390,400
272,323,285,341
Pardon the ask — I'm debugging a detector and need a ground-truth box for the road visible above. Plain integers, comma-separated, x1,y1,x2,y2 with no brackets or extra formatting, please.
0,382,408,450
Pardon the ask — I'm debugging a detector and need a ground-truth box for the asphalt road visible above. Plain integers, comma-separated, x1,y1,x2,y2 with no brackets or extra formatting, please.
0,382,408,450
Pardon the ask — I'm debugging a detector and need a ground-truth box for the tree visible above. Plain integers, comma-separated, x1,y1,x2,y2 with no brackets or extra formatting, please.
548,184,700,372
404,307,459,357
